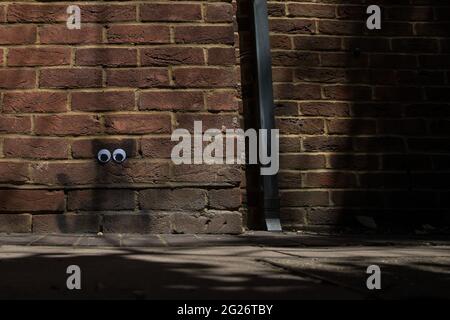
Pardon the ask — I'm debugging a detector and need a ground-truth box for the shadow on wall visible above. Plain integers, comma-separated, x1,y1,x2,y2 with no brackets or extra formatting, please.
330,3,450,233
238,1,450,233
53,139,138,233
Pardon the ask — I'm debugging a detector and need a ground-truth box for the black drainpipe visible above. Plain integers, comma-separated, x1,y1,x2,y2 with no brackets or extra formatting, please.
252,0,282,231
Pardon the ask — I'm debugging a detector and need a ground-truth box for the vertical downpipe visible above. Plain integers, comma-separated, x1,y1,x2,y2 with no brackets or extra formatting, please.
252,0,282,231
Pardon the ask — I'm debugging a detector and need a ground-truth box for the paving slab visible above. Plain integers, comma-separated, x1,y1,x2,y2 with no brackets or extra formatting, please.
262,246,450,299
0,245,361,299
0,233,449,299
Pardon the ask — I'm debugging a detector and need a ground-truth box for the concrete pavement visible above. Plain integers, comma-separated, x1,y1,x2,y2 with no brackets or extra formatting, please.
0,232,449,299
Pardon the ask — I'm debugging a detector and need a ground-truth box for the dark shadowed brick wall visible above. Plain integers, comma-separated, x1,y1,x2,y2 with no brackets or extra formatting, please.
0,0,243,234
239,0,450,233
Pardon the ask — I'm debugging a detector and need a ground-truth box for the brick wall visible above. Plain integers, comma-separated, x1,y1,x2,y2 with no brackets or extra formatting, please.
1,0,449,234
0,0,243,234
252,0,450,232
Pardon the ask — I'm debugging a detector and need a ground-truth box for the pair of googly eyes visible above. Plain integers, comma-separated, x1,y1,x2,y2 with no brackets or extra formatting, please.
97,149,127,164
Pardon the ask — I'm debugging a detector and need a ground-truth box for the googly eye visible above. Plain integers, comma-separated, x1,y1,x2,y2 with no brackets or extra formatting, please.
112,148,127,163
97,149,112,163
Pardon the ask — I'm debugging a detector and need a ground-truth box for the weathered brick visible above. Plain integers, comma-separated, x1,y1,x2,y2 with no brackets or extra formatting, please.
72,91,135,112
0,116,32,134
0,190,65,212
139,91,204,111
206,91,238,111
106,68,169,88
141,47,204,66
104,114,171,134
175,26,234,44
208,189,241,210
107,25,170,44
172,211,242,234
76,48,137,67
172,165,241,184
68,189,135,211
140,3,202,22
141,137,174,159
34,115,102,136
173,67,236,88
208,47,236,65
40,68,103,89
0,25,36,44
103,213,172,234
0,214,32,233
31,161,170,186
205,3,234,22
7,4,136,23
0,69,35,89
8,47,71,67
140,188,207,211
3,137,68,159
0,162,30,183
39,25,102,44
33,214,100,234
3,92,67,113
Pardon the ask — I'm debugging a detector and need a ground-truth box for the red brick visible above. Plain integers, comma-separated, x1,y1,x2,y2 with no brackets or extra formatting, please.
0,116,31,134
208,188,241,210
0,162,30,183
76,48,137,66
30,161,170,186
0,214,32,233
277,118,324,134
3,137,68,159
68,189,135,211
208,47,236,65
176,113,239,132
140,3,202,22
205,3,234,22
141,137,174,159
106,68,169,88
40,68,103,89
8,4,135,23
280,154,325,170
0,25,36,44
34,115,101,136
139,91,204,111
107,25,170,44
280,191,329,207
175,26,234,44
0,190,65,212
7,4,67,22
33,214,100,234
39,25,103,44
3,92,67,113
104,114,172,134
80,5,136,22
0,69,35,89
173,67,236,88
289,4,335,18
304,172,357,188
139,188,207,211
8,47,70,67
270,18,315,34
206,91,238,111
103,213,171,234
172,165,241,184
141,47,204,66
72,91,135,112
